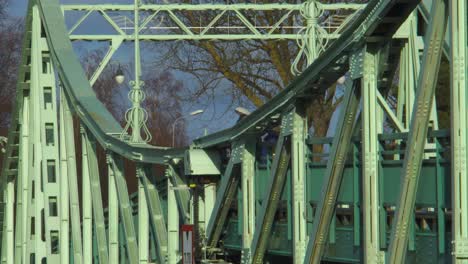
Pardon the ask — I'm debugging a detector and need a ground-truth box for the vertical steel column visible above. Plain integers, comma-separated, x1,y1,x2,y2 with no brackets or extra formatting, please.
138,166,149,264
292,107,307,264
204,183,216,236
58,90,70,264
387,0,447,262
396,45,407,129
31,6,46,262
109,155,139,264
14,95,30,264
62,89,84,264
361,47,385,263
81,127,92,264
167,179,180,264
83,131,109,264
250,112,293,263
241,139,256,263
405,14,418,130
30,5,62,263
304,77,361,264
108,156,119,263
3,179,14,264
12,146,21,264
450,0,468,261
140,166,168,263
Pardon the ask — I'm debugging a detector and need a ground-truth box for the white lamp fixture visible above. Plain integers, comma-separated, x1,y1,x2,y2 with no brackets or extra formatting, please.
114,64,125,84
190,110,204,116
235,107,251,116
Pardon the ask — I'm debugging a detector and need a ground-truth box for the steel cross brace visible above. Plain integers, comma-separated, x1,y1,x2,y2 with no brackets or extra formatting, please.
62,3,363,41
250,110,294,264
206,141,244,248
387,0,448,262
139,165,168,264
304,77,361,264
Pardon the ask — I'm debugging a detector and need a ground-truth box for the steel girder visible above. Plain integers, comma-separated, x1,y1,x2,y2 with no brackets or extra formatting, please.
304,77,361,264
206,141,244,248
387,0,448,262
62,3,363,41
250,110,294,263
108,155,139,264
291,107,308,264
361,47,385,264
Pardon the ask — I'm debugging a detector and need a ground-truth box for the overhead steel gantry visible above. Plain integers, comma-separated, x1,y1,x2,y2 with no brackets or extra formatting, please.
0,0,466,263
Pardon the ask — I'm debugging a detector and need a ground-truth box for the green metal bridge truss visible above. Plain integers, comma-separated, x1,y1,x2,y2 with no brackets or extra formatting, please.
0,0,466,263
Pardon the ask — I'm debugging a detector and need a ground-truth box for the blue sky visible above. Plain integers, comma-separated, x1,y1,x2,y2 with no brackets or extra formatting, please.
7,0,247,142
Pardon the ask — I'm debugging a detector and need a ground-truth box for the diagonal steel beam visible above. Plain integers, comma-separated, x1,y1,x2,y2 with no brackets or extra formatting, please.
68,10,93,35
250,111,293,263
206,141,243,248
167,164,191,224
139,166,168,264
304,77,361,264
387,0,448,262
99,9,127,36
376,90,405,132
109,155,139,264
89,37,123,86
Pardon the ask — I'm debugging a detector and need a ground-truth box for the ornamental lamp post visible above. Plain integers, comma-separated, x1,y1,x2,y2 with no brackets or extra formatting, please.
120,0,152,144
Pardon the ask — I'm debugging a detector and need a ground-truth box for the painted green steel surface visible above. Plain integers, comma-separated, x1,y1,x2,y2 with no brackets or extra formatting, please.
221,132,451,263
304,77,360,264
450,0,468,261
387,0,448,261
250,112,293,263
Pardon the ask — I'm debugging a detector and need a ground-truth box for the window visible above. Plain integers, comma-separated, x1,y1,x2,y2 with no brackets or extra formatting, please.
48,197,57,217
47,160,56,183
45,123,54,146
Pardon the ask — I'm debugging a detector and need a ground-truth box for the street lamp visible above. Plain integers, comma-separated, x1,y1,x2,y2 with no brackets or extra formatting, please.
114,64,125,84
172,110,204,147
235,107,251,117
